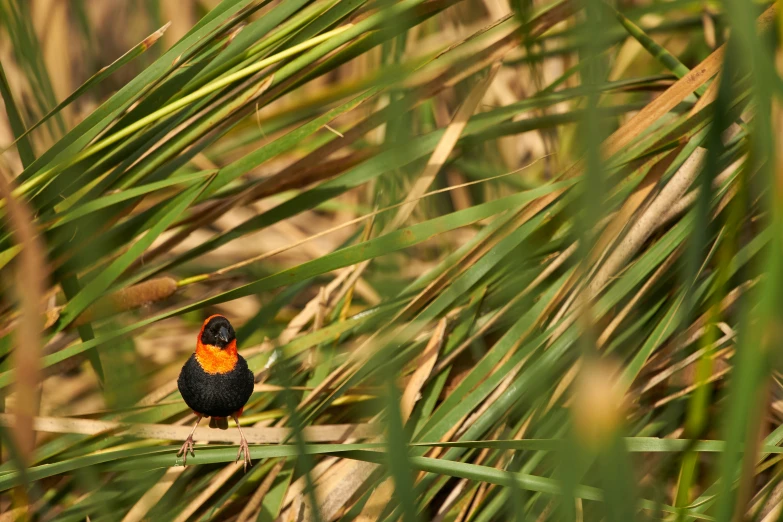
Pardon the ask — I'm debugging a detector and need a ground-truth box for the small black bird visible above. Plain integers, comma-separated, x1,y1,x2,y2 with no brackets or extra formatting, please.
177,315,254,471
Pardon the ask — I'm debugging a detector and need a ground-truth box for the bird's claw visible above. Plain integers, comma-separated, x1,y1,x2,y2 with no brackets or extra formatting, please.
236,438,252,472
177,435,196,466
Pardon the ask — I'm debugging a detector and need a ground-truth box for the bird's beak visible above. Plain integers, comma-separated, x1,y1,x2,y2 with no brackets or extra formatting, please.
218,326,230,344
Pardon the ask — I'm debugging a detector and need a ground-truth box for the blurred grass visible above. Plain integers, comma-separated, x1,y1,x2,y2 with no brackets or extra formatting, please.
0,0,781,520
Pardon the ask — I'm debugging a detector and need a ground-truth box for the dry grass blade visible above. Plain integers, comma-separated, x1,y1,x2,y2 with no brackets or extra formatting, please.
0,415,378,443
356,318,447,522
0,163,47,465
588,120,740,305
599,3,776,160
401,318,447,421
121,467,184,522
392,63,500,228
356,479,396,522
545,7,773,327
276,457,337,521
597,249,679,348
588,146,682,270
237,459,286,522
586,147,705,299
277,268,355,346
173,462,243,522
433,242,577,375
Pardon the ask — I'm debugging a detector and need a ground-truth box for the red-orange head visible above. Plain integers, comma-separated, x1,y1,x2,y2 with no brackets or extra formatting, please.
195,315,238,374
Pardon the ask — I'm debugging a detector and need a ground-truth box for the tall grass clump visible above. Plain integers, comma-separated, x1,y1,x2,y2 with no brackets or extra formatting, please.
0,0,781,520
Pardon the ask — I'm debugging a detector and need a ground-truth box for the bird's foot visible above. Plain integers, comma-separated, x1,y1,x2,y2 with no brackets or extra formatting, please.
236,438,252,472
177,435,196,466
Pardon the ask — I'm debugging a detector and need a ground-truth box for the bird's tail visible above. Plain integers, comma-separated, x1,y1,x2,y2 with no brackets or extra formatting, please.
209,417,229,430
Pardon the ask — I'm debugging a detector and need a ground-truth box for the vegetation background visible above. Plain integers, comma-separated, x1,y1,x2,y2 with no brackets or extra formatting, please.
0,0,780,520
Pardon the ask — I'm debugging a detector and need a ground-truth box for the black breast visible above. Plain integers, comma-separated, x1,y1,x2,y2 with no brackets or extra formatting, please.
177,354,255,417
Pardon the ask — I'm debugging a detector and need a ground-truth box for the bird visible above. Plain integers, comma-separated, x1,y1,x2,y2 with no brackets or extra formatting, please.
177,315,255,471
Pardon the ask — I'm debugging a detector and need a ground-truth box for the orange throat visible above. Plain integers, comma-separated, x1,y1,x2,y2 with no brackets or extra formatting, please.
195,340,238,374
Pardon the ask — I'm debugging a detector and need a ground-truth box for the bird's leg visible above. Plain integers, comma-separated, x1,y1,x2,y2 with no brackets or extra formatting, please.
232,414,252,472
177,414,202,466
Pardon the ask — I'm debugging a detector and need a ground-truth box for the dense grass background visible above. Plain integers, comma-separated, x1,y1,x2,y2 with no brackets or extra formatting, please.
0,0,781,520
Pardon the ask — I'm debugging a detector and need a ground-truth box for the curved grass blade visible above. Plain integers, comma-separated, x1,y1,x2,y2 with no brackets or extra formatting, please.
0,62,34,166
1,23,170,152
